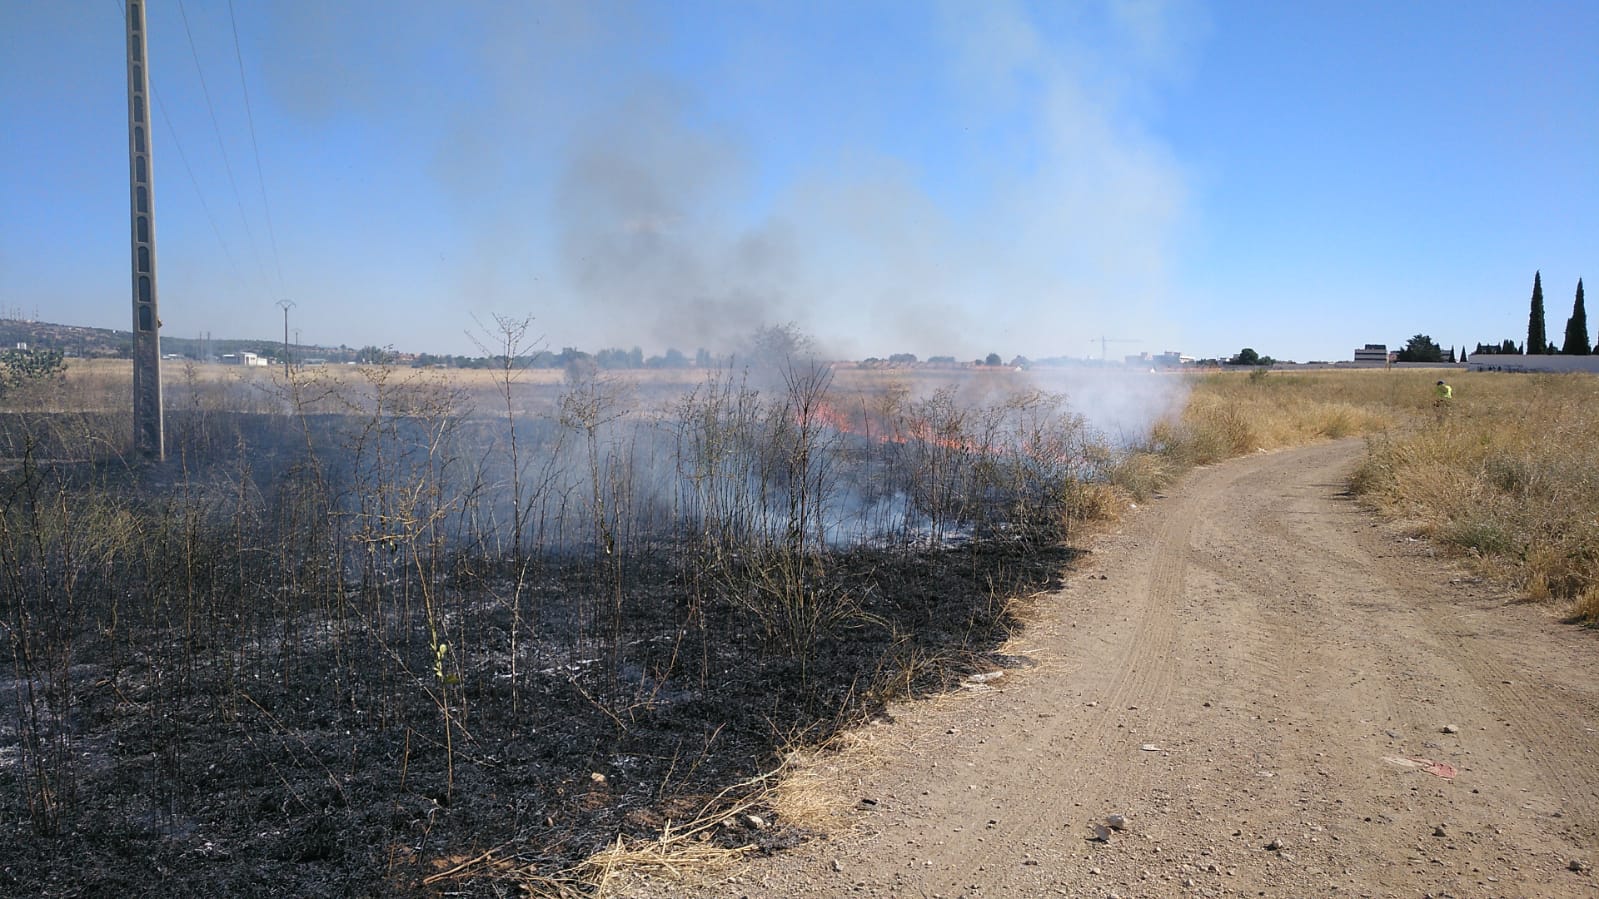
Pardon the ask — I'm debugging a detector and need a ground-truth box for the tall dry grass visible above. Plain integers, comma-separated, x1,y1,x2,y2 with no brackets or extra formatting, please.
1353,371,1599,622
1107,368,1409,501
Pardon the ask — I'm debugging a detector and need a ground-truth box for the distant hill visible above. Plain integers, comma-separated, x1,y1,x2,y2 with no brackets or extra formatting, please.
0,319,131,358
0,318,357,364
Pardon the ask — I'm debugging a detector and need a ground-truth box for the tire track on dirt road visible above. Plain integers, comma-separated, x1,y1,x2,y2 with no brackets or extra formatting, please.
911,454,1236,897
629,440,1599,899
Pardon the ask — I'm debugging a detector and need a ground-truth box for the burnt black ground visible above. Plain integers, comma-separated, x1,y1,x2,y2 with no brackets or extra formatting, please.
0,415,1076,897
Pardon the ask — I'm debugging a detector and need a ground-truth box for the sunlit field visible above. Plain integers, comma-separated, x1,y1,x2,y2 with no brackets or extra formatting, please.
1352,371,1599,621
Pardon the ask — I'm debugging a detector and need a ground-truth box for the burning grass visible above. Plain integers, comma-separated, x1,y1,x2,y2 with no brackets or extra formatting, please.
0,357,1086,896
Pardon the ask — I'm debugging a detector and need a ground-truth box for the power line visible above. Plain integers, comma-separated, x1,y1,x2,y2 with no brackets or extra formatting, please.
175,0,274,296
154,92,248,292
227,0,284,292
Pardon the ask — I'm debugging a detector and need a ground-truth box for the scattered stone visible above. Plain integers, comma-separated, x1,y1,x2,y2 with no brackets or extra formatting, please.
1433,825,1447,838
1442,724,1460,734
966,670,1005,684
1140,743,1161,752
589,772,606,783
1571,859,1590,873
1106,814,1128,831
1088,823,1113,843
832,859,844,872
741,814,767,830
1266,838,1285,851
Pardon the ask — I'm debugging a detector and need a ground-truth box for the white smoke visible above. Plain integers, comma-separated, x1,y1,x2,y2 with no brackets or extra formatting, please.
258,0,1202,435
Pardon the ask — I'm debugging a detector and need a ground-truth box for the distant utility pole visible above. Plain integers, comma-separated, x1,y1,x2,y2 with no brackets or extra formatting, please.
126,0,163,460
277,298,295,366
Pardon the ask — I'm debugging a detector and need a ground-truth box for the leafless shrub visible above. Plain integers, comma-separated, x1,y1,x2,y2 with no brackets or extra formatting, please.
0,327,1135,891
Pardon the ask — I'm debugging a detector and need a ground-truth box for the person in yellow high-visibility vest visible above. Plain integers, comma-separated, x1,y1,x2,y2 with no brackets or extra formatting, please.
1435,380,1453,401
1434,380,1453,419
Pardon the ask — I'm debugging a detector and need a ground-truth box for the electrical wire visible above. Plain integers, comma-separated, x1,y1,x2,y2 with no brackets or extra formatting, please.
175,0,274,298
154,92,248,292
227,0,284,291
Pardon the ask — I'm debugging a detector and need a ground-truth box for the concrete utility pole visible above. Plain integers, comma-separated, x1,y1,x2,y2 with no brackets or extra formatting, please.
126,0,163,460
277,298,295,367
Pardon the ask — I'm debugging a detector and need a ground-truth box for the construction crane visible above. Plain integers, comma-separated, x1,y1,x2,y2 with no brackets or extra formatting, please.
1090,336,1138,362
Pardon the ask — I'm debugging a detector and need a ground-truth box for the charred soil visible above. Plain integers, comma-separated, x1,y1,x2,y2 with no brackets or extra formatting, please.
0,425,1076,896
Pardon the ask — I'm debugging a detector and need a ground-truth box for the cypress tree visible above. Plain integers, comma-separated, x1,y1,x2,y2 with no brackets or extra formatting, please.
1527,271,1549,354
1566,278,1591,354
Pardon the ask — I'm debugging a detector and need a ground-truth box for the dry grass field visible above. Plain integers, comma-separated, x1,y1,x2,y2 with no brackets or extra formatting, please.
1114,365,1599,625
1353,370,1599,621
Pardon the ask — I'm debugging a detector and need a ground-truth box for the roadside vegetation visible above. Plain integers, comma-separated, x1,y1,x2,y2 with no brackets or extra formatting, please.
1130,367,1599,625
1105,369,1407,503
1354,371,1599,623
1122,365,1599,626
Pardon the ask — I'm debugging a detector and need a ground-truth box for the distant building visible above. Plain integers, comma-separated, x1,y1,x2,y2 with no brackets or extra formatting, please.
1353,344,1391,364
1124,351,1191,368
220,351,266,367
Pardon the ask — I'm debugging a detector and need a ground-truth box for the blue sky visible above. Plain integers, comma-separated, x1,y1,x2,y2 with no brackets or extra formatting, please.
2,1,1595,362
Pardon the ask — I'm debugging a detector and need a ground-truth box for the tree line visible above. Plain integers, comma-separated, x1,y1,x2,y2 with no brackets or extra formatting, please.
1474,271,1588,356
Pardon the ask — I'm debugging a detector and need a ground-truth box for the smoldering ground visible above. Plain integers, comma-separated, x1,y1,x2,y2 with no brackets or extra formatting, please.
0,360,1105,895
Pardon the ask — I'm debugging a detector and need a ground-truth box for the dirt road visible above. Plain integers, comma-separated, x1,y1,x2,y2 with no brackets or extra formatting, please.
630,439,1599,898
